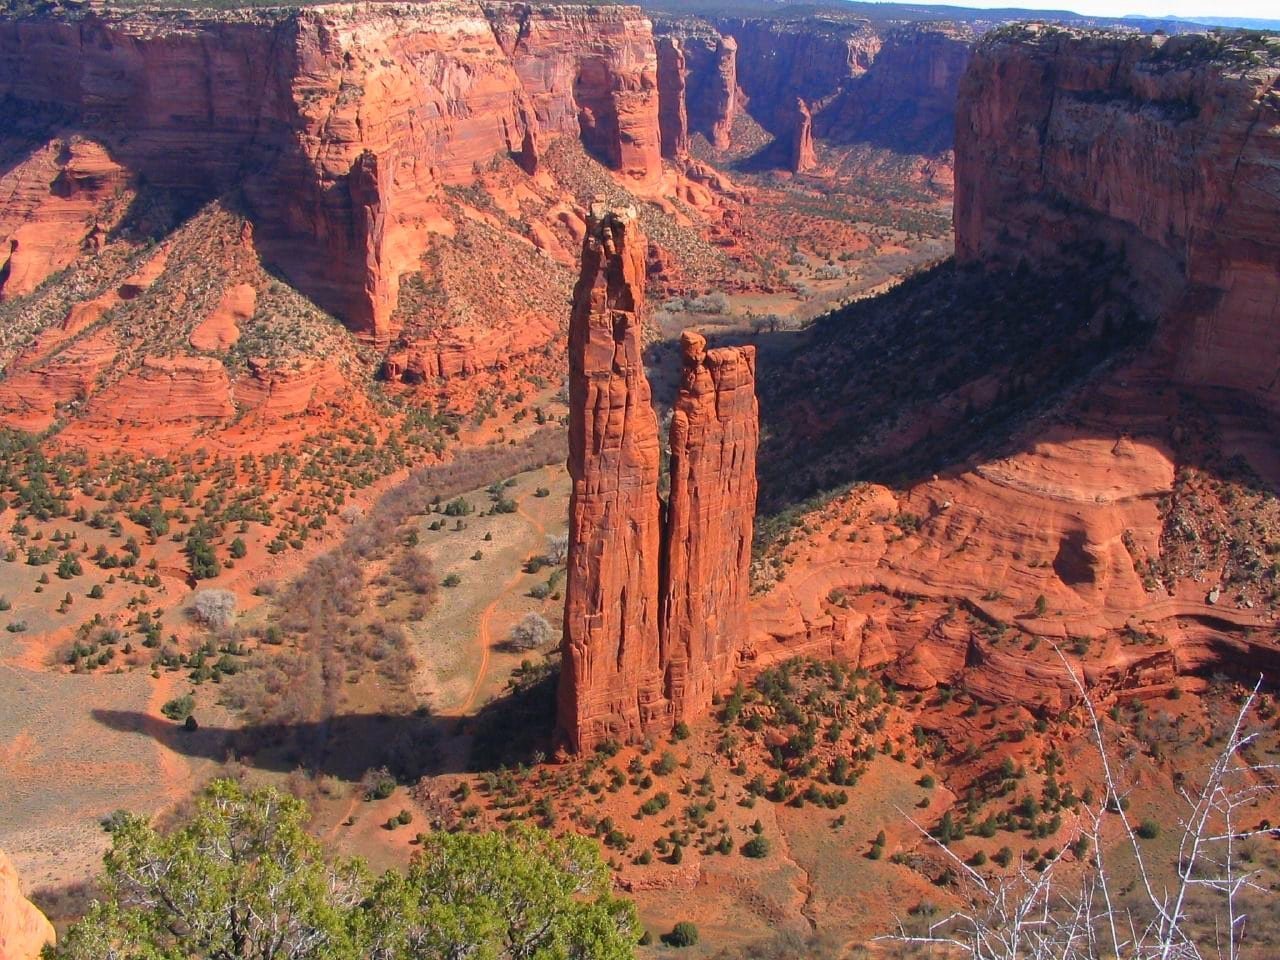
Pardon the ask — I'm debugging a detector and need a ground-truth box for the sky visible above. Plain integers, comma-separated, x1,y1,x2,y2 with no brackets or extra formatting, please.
883,0,1279,21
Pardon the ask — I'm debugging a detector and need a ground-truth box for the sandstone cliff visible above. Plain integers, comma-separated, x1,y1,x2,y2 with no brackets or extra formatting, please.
0,2,664,340
956,25,1280,412
818,23,972,155
0,851,53,960
656,36,691,159
560,204,759,751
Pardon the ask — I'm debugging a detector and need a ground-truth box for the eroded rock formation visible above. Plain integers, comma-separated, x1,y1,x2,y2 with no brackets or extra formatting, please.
0,2,664,340
661,331,758,723
956,25,1280,412
789,98,817,173
656,36,691,159
560,205,758,751
560,202,665,752
0,850,54,960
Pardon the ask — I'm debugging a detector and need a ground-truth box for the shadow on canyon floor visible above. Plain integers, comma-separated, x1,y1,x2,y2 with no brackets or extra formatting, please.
91,668,558,783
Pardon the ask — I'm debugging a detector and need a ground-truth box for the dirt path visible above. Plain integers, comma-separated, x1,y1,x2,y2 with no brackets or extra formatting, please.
143,670,193,807
455,500,548,718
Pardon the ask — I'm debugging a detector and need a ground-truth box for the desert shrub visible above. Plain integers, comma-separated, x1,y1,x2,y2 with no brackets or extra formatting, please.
191,589,236,628
52,780,637,960
442,573,461,588
508,613,552,651
742,835,771,859
664,921,700,947
544,533,569,565
185,534,220,580
393,548,438,599
160,694,195,722
443,497,474,517
363,767,397,801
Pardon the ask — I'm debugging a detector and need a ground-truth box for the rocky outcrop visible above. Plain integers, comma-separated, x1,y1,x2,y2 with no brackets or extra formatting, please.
0,850,54,960
682,33,738,149
817,24,972,155
710,16,879,134
656,36,691,159
0,2,664,339
660,331,758,724
789,98,817,172
560,204,759,751
955,26,1280,412
0,138,128,299
190,283,253,352
486,2,662,184
559,201,666,752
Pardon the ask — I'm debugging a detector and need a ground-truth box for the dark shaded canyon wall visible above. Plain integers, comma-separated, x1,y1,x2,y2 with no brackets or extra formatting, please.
559,204,758,751
708,16,880,133
0,2,664,341
817,24,972,155
955,26,1280,411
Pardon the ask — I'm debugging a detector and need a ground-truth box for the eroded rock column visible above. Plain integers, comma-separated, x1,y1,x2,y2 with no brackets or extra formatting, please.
558,201,666,753
559,204,760,751
656,36,691,160
660,331,758,723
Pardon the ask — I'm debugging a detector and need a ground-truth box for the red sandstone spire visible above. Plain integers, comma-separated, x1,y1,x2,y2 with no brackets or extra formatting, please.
660,331,759,723
558,200,666,752
559,207,760,752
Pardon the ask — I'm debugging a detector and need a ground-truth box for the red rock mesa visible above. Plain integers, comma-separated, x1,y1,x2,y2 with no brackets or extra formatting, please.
559,204,758,751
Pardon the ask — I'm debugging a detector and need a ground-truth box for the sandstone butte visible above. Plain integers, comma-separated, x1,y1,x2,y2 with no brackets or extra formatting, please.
559,202,758,752
748,27,1280,709
0,851,54,960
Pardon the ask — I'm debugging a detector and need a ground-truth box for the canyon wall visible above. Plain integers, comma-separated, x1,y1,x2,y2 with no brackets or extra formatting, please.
655,14,969,161
684,33,739,149
560,204,758,751
955,25,1280,411
0,2,663,340
818,24,972,154
710,16,880,134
